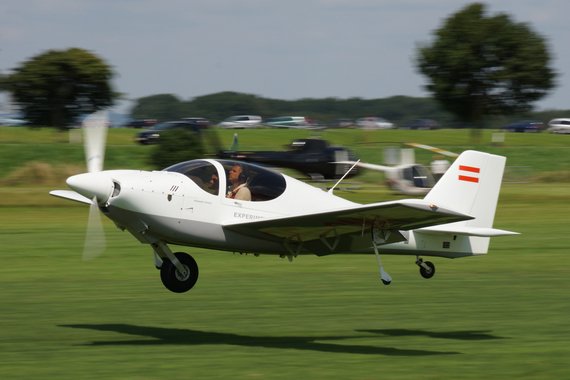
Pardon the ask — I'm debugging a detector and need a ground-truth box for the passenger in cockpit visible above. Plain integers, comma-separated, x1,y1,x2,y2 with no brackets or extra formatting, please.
206,173,219,195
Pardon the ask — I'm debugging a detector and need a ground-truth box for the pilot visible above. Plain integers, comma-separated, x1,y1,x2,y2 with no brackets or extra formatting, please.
226,163,251,201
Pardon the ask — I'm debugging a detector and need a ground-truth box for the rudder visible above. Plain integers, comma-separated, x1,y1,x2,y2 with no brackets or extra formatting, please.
424,150,506,229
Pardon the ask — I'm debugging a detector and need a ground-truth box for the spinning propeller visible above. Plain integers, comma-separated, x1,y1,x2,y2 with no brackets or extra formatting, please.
71,111,110,260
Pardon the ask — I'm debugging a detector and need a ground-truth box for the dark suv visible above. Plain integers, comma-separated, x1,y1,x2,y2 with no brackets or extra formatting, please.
136,118,210,145
402,119,440,130
125,118,157,128
502,120,545,133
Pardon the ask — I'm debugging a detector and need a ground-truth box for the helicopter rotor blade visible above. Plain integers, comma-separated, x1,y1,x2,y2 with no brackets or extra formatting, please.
405,142,458,158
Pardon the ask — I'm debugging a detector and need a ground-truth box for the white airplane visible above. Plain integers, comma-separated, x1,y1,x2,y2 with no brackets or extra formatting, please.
51,112,518,293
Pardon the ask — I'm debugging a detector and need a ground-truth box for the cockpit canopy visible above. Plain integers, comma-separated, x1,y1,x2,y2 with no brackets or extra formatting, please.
163,159,287,201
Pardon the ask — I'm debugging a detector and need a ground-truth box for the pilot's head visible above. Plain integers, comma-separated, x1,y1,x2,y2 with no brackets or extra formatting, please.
228,164,246,184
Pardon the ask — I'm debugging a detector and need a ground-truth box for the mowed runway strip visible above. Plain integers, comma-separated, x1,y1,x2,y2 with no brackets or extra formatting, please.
0,183,568,379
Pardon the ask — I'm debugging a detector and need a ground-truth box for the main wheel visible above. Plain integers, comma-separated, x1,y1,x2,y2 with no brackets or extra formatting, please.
160,252,199,293
419,261,436,279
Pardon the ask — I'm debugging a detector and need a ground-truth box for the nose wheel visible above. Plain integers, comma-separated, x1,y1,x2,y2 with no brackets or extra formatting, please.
160,252,199,293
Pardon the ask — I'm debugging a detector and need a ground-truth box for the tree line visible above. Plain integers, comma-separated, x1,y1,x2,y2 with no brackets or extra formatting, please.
129,91,568,130
130,92,461,127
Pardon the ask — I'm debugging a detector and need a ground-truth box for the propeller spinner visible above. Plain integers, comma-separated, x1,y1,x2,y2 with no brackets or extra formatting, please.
66,172,114,204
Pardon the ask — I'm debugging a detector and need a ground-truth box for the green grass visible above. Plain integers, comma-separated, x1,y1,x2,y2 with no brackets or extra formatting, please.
1,127,569,182
0,183,569,379
0,127,151,179
0,127,568,379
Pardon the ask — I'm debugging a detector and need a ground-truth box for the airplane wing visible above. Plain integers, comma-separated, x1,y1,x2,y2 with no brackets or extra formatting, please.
224,199,472,241
49,190,93,205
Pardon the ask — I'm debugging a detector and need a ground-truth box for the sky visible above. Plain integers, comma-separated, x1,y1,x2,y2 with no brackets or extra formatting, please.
1,0,569,113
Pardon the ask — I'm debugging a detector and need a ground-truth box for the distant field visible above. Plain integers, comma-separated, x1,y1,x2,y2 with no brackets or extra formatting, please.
0,125,569,378
1,126,569,183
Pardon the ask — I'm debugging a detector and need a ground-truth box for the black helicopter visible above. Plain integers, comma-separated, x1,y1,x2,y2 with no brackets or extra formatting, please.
217,138,359,180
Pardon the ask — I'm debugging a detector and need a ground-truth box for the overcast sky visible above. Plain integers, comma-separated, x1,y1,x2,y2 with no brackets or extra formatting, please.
1,0,568,112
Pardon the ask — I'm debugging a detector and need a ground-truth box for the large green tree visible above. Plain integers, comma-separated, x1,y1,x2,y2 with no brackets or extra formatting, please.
6,48,117,127
416,3,556,126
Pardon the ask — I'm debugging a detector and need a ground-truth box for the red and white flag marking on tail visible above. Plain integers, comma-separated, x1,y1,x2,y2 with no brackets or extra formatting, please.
458,165,480,183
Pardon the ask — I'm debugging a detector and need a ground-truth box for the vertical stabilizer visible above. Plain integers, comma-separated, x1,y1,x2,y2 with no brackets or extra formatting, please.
380,150,515,259
418,151,509,255
424,150,506,228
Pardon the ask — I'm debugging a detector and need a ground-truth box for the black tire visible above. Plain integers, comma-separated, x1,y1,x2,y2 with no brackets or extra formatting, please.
160,252,199,293
419,261,436,279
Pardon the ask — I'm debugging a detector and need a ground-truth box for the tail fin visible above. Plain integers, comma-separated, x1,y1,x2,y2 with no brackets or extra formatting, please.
425,150,504,227
418,150,517,255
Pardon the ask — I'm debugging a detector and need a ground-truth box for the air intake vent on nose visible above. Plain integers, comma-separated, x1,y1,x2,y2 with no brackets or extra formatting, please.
112,181,121,197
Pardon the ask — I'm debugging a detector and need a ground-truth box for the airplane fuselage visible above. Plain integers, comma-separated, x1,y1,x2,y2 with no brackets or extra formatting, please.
95,163,483,259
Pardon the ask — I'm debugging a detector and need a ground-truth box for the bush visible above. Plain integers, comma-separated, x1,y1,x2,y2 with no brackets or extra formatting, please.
0,161,82,186
149,128,205,169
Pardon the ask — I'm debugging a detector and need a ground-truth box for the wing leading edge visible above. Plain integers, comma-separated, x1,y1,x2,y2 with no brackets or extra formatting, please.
224,199,473,241
49,190,93,205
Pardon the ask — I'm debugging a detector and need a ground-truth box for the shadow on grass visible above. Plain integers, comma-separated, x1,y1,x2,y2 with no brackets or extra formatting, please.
60,323,459,356
358,329,505,341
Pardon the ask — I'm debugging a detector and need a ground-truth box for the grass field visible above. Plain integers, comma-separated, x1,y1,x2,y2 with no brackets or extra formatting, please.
1,126,570,180
0,127,569,379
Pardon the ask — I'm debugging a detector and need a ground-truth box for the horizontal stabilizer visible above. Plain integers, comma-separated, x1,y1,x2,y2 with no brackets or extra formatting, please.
416,225,519,237
49,190,93,205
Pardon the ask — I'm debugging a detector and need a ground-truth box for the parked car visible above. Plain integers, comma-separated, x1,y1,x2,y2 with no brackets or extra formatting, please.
219,115,262,129
125,118,157,128
136,118,210,145
547,118,570,134
0,116,28,126
264,116,310,128
402,119,440,130
356,117,394,130
330,118,355,128
181,117,211,125
502,120,545,133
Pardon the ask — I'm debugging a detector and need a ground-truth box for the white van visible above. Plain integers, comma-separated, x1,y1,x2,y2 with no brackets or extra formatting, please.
219,115,262,129
547,118,570,134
